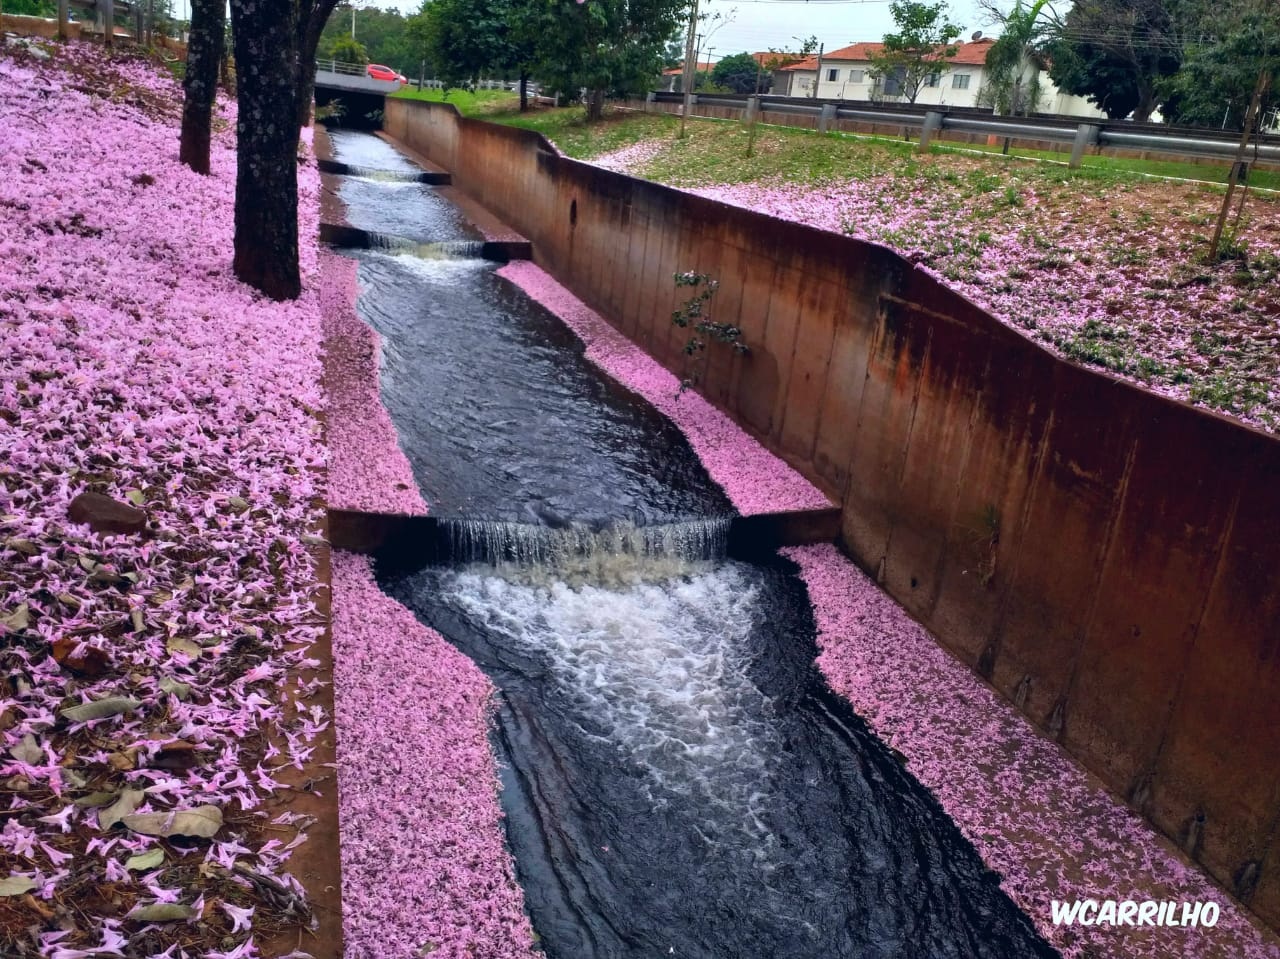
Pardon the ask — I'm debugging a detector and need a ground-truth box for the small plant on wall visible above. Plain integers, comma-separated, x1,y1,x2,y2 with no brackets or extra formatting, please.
671,272,749,395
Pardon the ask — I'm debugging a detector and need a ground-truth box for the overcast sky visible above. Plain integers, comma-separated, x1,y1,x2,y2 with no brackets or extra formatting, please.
362,0,1008,61
681,0,1000,62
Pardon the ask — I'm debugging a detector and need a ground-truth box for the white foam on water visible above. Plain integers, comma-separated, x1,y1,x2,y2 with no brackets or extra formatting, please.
438,560,781,854
350,174,429,187
369,250,491,286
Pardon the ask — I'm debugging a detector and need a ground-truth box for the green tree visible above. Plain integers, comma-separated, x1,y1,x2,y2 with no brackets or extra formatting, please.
532,0,687,120
5,0,56,14
712,51,766,94
1043,0,1182,121
663,37,686,71
867,1,964,104
322,34,370,64
1158,2,1279,130
319,6,417,71
413,0,537,104
978,0,1052,115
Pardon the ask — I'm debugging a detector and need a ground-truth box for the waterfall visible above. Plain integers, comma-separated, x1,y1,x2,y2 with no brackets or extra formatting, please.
342,164,437,183
361,235,488,259
435,517,733,567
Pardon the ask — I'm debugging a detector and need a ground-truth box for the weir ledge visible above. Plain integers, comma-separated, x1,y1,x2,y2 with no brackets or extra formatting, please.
327,507,843,561
319,221,533,262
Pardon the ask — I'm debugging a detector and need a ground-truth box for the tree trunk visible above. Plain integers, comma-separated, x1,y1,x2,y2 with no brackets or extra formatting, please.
520,71,529,112
1134,83,1156,123
229,0,300,300
295,0,339,130
179,0,224,174
586,87,605,121
219,46,235,95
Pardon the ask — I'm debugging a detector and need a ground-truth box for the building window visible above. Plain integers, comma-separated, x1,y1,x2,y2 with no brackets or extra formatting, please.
849,69,864,83
952,73,971,90
924,72,942,87
826,68,838,82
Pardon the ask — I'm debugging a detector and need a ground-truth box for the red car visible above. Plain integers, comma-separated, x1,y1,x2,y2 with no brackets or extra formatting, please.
366,64,401,83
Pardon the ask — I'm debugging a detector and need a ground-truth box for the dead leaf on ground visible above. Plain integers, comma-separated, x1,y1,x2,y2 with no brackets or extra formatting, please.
122,804,222,839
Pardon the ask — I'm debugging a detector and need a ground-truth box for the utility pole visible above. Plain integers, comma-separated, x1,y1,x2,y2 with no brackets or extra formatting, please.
350,3,356,39
813,42,824,98
747,55,770,157
1207,68,1271,263
679,0,700,138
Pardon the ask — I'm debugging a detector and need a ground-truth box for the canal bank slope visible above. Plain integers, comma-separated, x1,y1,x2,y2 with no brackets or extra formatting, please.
315,126,539,959
0,39,337,958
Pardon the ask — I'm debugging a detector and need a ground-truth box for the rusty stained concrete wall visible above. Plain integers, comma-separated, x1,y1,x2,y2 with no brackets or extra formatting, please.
383,97,1280,930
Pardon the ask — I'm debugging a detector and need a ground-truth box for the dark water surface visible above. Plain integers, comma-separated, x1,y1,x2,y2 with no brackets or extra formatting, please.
381,554,1058,959
351,250,734,526
334,130,1058,959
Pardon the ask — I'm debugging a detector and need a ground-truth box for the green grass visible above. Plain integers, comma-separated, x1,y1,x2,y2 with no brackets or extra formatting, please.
491,107,679,159
391,86,520,117
445,101,1280,192
928,137,1280,191
492,108,1280,205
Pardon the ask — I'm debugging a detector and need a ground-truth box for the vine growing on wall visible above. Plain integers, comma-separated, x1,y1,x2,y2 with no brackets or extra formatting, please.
671,272,749,394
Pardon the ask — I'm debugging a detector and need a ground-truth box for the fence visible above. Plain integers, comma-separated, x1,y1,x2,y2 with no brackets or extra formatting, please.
4,2,189,49
639,91,1280,170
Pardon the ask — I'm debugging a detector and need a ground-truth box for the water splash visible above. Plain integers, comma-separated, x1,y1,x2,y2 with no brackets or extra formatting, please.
436,561,779,851
363,236,488,259
343,165,437,183
437,517,732,568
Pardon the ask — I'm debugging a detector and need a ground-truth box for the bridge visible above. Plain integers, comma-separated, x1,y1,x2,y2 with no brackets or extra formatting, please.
315,60,402,95
313,60,402,129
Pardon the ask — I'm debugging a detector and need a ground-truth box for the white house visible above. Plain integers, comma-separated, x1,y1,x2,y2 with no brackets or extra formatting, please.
773,38,1106,120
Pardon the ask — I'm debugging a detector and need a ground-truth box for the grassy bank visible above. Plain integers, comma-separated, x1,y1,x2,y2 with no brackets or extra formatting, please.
391,85,519,117
486,107,1280,431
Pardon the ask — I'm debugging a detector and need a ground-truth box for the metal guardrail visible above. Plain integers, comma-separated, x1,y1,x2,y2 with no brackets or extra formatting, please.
317,65,527,89
649,91,1280,167
318,59,368,77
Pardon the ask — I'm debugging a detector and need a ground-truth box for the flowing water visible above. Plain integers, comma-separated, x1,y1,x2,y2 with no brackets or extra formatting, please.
329,131,1059,959
326,129,480,242
347,250,732,526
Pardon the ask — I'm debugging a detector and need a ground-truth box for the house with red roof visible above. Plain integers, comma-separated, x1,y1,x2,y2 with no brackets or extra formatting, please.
773,37,1104,117
659,60,718,93
660,52,806,94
